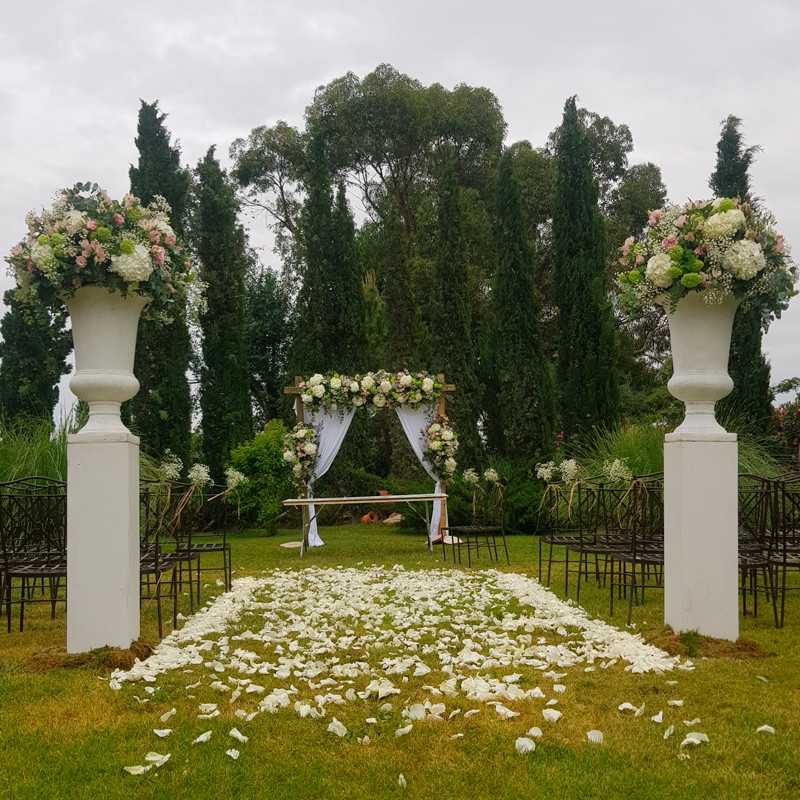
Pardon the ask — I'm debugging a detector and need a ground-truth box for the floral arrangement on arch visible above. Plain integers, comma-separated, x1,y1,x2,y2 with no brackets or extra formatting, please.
617,197,795,317
282,422,319,491
423,417,458,476
298,370,444,414
5,182,199,320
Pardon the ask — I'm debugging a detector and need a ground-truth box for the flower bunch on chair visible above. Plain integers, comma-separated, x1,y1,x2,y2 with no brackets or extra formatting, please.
5,182,198,320
282,422,319,491
423,417,458,476
616,197,795,316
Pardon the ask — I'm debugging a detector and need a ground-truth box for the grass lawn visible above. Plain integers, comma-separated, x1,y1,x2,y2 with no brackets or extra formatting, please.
1,524,799,800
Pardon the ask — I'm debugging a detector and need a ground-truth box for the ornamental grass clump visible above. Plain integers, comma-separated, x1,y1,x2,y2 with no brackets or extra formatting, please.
617,197,795,319
5,182,199,320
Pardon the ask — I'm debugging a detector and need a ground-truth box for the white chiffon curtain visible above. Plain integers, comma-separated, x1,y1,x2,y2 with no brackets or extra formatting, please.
394,404,447,542
305,407,356,546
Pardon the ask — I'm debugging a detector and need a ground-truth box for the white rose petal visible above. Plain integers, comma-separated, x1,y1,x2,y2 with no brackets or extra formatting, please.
515,737,536,755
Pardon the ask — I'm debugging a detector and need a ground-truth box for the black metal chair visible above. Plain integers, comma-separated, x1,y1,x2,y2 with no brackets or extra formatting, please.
770,475,800,627
0,477,67,633
442,479,509,567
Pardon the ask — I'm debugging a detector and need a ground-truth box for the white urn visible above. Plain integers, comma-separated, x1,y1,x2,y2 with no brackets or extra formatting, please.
66,286,148,434
665,290,740,439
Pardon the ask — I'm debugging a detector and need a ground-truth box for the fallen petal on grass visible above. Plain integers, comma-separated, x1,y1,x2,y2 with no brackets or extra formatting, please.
586,730,603,744
515,737,536,755
756,725,775,734
192,731,212,744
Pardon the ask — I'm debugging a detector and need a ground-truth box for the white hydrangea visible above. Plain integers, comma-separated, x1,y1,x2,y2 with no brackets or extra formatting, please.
30,241,57,277
722,239,766,280
645,253,674,288
154,219,176,239
109,243,153,282
421,377,435,393
225,467,247,490
704,209,746,239
400,374,413,387
188,463,212,486
361,375,375,390
62,210,86,233
445,457,457,473
463,468,480,485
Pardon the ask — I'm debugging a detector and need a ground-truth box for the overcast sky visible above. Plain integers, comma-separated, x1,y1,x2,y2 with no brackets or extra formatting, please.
2,0,799,411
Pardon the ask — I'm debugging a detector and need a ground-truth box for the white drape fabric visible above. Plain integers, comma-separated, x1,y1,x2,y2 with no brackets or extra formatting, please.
394,404,448,541
306,407,356,546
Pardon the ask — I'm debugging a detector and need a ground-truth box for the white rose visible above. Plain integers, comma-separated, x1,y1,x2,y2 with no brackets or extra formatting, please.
301,394,312,403
312,384,326,398
445,458,457,473
645,253,674,288
429,423,441,434
352,396,365,407
415,391,422,400
441,429,454,441
400,374,413,387
294,428,307,439
421,377,434,393
361,375,375,390
303,443,318,455
428,440,442,451
379,379,392,394
373,393,386,408
292,463,302,477
282,450,295,462
349,381,360,393
308,374,324,387
397,393,408,404
330,377,342,390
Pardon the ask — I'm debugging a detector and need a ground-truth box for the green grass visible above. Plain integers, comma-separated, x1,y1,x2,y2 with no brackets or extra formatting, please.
1,525,799,799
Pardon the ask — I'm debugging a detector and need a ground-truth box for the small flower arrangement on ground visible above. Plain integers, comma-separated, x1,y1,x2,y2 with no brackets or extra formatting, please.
282,422,319,491
616,197,795,317
297,371,444,414
5,182,196,319
423,417,458,476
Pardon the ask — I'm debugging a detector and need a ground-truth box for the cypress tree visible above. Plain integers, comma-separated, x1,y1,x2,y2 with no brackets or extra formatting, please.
552,97,618,438
330,183,367,373
0,291,71,423
195,147,253,482
710,115,771,431
384,203,416,370
433,157,481,463
128,100,193,467
288,134,333,375
486,151,557,463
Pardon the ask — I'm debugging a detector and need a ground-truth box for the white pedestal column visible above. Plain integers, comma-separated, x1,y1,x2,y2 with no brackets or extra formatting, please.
664,432,739,641
67,431,140,653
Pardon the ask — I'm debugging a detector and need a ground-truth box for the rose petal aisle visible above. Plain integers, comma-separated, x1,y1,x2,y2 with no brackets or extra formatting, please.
109,566,692,771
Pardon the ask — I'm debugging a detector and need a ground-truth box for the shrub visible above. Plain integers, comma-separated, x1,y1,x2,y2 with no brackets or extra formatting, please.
228,419,293,533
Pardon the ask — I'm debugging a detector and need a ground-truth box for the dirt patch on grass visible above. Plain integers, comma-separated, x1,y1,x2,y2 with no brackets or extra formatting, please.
24,640,153,673
648,626,765,660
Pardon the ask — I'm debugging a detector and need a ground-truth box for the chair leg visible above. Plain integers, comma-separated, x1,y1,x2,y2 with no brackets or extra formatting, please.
156,573,163,640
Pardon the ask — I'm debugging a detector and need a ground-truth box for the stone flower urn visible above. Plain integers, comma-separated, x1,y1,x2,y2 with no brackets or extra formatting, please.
665,290,740,439
66,286,148,434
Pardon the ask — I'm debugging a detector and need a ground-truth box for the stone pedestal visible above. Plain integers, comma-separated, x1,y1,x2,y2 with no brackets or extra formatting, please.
66,431,140,653
664,433,739,641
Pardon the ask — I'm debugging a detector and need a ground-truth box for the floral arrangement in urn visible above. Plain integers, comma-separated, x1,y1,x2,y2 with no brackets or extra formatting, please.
297,370,444,414
282,422,319,490
5,182,197,318
423,417,458,476
617,197,795,319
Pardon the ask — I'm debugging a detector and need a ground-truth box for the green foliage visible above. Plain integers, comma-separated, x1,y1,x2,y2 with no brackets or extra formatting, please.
195,148,253,483
709,116,772,432
383,203,417,369
228,419,293,532
484,151,556,465
245,267,290,427
0,290,71,423
128,99,193,465
432,158,481,463
552,97,619,438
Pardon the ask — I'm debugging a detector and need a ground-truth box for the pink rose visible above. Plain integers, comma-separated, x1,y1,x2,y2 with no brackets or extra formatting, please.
711,267,722,278
647,209,662,226
164,234,176,247
694,247,704,255
662,235,677,249
114,213,124,225
86,219,97,231
76,255,87,268
151,245,165,266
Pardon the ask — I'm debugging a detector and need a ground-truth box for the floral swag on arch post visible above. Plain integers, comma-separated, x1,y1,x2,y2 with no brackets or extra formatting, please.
284,371,457,547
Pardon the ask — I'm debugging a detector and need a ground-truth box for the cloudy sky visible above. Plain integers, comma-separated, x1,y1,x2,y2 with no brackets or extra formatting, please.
2,0,799,408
